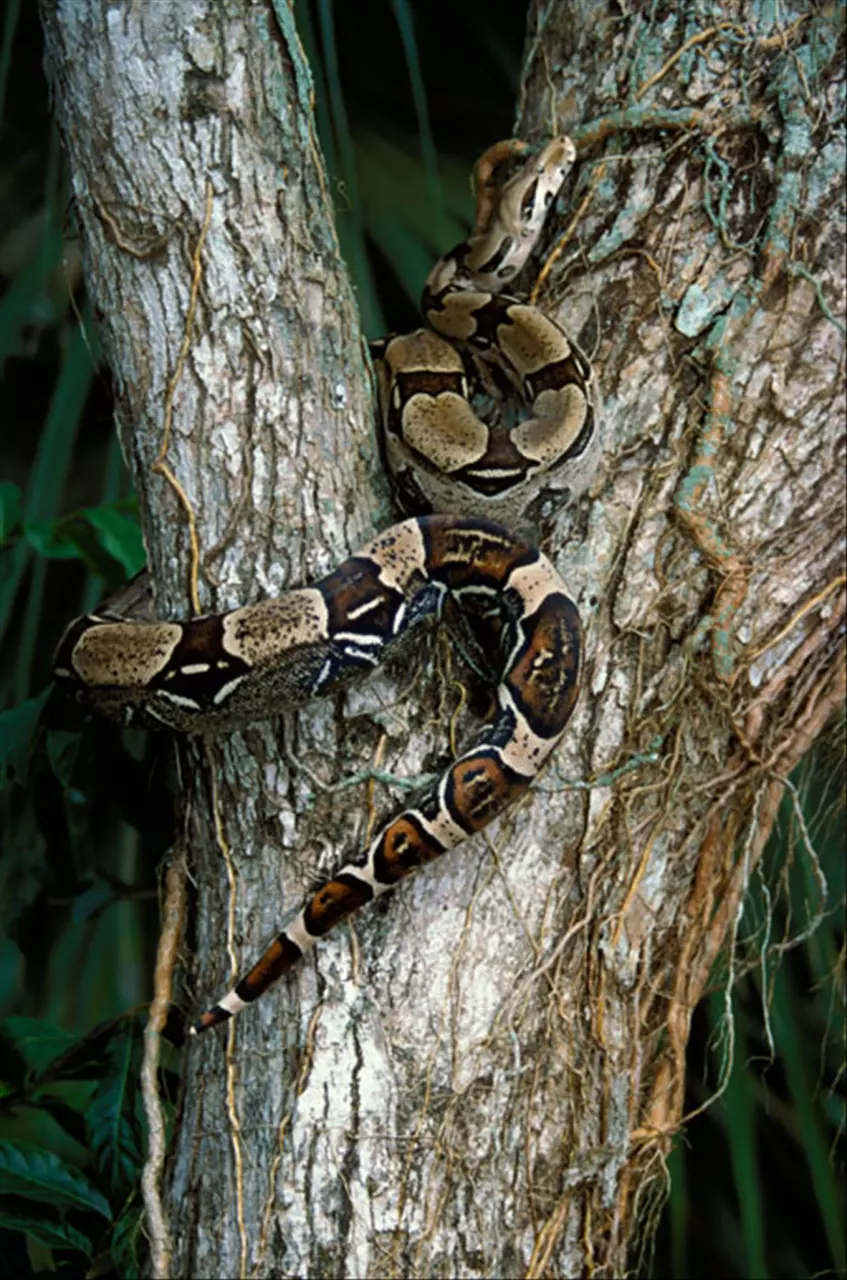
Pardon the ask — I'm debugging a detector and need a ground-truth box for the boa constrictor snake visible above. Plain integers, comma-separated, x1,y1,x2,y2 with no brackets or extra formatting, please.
52,136,600,1034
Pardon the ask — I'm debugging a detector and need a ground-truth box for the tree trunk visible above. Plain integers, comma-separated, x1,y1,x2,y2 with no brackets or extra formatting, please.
41,1,844,1277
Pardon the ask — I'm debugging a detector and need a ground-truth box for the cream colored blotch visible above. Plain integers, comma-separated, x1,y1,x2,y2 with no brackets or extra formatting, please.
505,555,568,617
428,291,494,342
401,395,489,472
513,386,588,464
72,623,183,687
497,306,572,376
358,519,427,595
385,330,463,375
223,590,329,664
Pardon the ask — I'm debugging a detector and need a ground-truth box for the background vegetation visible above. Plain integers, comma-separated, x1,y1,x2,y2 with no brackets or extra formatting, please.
0,2,843,1276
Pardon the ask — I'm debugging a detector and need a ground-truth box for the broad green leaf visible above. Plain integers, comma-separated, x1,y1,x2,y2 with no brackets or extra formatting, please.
87,1028,142,1196
0,1207,92,1257
24,517,89,560
8,1018,115,1086
82,505,145,578
0,1095,91,1172
0,1140,110,1218
0,1017,78,1077
23,503,143,584
0,480,22,543
28,1096,92,1150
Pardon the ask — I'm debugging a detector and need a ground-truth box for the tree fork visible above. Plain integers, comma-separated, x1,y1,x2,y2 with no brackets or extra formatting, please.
41,1,844,1274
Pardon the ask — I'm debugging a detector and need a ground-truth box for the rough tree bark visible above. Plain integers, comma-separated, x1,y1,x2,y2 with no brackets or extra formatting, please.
41,1,844,1277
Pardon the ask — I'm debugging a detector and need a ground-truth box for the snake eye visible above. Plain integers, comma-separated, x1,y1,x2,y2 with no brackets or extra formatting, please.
520,184,538,221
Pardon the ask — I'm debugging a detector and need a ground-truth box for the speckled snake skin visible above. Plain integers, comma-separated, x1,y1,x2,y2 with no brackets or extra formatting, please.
52,137,599,1034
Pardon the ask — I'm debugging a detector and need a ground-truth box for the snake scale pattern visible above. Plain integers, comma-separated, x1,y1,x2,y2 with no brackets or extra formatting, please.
52,136,600,1034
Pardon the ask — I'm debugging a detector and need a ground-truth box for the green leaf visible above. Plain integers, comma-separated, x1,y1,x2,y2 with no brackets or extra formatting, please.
24,517,87,560
0,1140,111,1218
82,505,145,578
0,480,22,543
29,1097,92,1150
87,1028,142,1197
0,688,50,790
0,1017,78,1077
22,503,143,583
0,1207,93,1257
8,1018,116,1085
111,1199,145,1279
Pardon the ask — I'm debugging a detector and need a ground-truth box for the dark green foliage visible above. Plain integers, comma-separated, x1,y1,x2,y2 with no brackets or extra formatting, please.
0,1139,111,1216
0,1012,168,1274
86,1024,144,1199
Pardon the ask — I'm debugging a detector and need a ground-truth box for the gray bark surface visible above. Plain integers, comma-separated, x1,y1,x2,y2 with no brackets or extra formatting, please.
42,1,844,1276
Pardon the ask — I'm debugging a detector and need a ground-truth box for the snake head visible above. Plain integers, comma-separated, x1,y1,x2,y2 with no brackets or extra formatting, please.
452,135,577,290
491,135,575,243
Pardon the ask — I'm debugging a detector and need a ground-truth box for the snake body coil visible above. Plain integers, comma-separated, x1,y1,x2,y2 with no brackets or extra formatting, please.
53,137,598,1033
